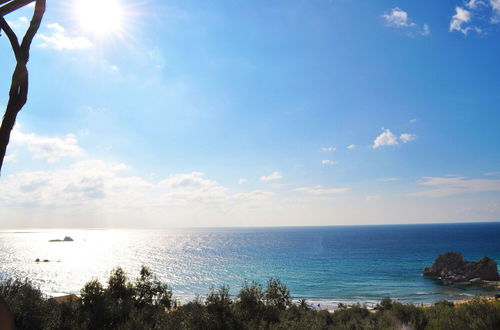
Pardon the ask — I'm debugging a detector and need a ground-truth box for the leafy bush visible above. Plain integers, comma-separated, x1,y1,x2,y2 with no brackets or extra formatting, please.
0,279,58,330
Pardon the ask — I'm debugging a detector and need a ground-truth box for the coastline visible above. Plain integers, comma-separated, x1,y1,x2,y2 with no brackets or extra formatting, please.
45,292,499,312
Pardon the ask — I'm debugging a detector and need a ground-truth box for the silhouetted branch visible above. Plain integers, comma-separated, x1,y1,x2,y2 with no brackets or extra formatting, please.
0,0,35,17
0,18,21,59
20,0,45,60
0,0,45,174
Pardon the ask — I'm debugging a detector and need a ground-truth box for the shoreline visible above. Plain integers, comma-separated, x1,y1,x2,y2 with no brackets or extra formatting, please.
46,292,500,312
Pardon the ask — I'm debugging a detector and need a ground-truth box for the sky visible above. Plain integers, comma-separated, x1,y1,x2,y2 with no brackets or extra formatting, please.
0,0,499,228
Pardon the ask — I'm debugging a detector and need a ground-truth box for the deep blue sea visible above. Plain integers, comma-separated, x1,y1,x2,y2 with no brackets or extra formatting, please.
1,223,499,309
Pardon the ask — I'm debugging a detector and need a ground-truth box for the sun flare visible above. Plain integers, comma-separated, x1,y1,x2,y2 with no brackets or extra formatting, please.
73,0,125,37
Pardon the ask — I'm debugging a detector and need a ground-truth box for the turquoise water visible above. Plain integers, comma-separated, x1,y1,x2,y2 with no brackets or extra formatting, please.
1,223,499,308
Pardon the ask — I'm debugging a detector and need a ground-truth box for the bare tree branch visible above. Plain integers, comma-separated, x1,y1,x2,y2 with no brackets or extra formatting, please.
20,0,45,60
0,18,21,60
0,0,35,17
0,0,45,173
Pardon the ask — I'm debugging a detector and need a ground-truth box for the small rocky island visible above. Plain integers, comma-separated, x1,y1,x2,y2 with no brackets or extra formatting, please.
423,252,500,287
49,236,74,242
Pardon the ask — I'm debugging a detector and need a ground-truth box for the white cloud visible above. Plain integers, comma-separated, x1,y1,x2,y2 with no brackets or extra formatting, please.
467,0,487,9
11,126,84,163
372,129,416,148
238,178,248,184
372,129,398,148
3,162,500,226
409,118,417,124
294,185,350,195
450,7,470,32
383,7,415,27
492,0,500,22
450,6,481,34
260,171,283,181
321,146,336,152
0,161,274,210
346,144,355,150
382,7,429,36
38,23,92,50
159,172,217,189
400,133,417,143
233,189,275,201
0,160,135,205
412,176,500,197
321,160,338,165
450,1,500,32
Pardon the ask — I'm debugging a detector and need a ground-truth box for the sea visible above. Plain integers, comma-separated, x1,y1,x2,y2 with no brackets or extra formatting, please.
1,223,499,309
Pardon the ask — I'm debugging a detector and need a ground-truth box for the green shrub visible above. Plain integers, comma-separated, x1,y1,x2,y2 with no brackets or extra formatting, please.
205,285,239,329
265,277,291,310
0,279,57,330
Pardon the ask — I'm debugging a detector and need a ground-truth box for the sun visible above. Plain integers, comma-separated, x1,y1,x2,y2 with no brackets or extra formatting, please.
73,0,125,38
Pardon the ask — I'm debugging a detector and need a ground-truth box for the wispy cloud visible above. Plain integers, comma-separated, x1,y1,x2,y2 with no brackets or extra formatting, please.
294,185,350,195
159,172,217,189
321,160,338,165
0,161,274,209
412,176,500,197
450,7,481,34
422,24,431,36
491,0,500,22
383,7,415,27
400,133,417,143
466,0,487,9
260,171,283,181
484,171,500,177
382,7,430,36
377,177,400,182
346,144,355,150
449,1,500,35
238,178,248,184
11,125,84,163
38,23,92,50
321,146,336,152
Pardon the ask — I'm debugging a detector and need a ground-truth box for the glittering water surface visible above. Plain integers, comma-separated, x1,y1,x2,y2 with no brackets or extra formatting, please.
1,223,499,308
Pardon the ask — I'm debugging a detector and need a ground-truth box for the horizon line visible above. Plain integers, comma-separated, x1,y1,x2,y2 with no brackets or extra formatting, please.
1,220,499,232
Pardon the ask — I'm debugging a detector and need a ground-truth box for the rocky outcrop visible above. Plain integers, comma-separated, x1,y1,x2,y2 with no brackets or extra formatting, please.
423,252,500,286
49,236,74,242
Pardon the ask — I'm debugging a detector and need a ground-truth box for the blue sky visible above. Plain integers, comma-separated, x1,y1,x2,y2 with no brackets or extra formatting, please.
0,0,499,228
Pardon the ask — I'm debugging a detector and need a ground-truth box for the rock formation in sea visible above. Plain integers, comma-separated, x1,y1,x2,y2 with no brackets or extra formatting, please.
423,252,500,286
49,236,74,242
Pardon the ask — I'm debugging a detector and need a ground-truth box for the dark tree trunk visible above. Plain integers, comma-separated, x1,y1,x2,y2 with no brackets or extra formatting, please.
0,0,45,174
